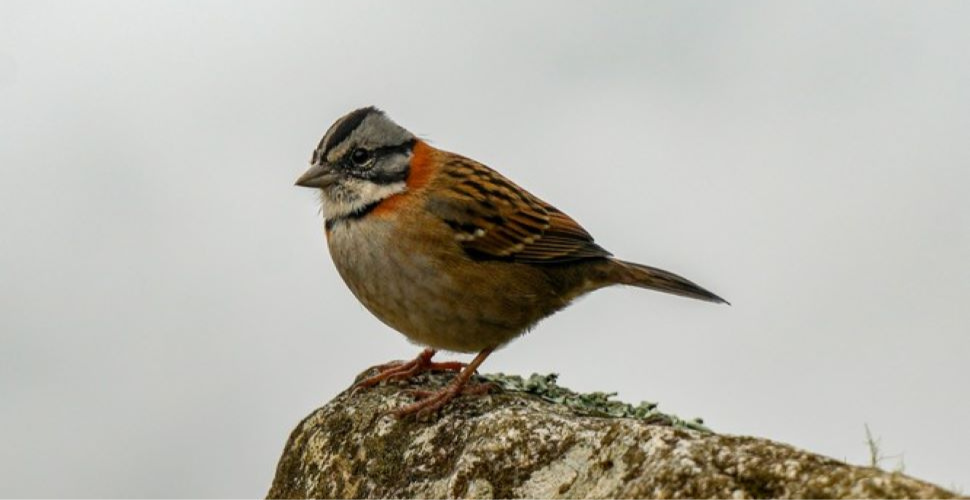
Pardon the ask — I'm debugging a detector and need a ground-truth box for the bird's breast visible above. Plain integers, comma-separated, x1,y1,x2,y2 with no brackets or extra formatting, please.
325,216,469,348
323,213,566,352
327,217,443,307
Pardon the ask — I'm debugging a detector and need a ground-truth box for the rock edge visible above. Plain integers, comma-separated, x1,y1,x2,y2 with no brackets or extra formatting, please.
268,370,958,499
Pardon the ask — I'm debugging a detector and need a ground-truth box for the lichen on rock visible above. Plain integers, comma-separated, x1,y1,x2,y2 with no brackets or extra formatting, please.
480,372,710,432
267,368,958,499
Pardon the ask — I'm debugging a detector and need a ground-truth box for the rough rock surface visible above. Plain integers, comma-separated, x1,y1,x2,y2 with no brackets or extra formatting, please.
268,369,957,499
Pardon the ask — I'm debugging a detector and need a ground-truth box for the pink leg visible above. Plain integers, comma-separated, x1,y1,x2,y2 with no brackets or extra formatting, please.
355,348,466,389
394,347,494,418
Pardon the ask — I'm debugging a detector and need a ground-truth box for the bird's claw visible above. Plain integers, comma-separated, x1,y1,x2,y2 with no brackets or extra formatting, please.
352,349,466,393
394,381,495,418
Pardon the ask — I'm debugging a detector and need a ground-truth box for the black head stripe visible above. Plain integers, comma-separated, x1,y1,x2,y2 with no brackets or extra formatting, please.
367,166,410,185
323,106,379,154
349,139,417,185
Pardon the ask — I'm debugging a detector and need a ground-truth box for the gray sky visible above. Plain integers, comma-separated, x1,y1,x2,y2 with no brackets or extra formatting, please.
1,1,968,496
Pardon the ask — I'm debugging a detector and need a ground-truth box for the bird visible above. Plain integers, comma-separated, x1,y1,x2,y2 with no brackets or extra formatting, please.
296,106,726,417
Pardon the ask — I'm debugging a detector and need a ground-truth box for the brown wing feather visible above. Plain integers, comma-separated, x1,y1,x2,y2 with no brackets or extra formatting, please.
428,155,611,263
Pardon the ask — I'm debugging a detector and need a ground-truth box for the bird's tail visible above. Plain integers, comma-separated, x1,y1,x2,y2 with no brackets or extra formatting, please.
608,259,729,304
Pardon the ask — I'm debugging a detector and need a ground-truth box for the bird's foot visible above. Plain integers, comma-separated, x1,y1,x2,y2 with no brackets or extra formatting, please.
354,348,465,391
394,381,493,418
392,347,496,418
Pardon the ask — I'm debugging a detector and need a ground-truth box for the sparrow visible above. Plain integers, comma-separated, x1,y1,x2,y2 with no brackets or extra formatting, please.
297,106,726,417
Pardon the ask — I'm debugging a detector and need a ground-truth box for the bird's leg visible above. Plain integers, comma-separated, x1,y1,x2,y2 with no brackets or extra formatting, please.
394,347,494,418
355,348,465,389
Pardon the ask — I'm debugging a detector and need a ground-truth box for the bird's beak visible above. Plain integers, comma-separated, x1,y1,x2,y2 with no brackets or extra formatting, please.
295,163,338,188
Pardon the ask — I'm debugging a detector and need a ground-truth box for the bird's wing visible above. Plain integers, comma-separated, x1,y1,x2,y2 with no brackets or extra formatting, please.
427,156,611,263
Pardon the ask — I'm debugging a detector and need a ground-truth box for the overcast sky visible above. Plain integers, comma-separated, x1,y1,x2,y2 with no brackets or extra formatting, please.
1,1,968,496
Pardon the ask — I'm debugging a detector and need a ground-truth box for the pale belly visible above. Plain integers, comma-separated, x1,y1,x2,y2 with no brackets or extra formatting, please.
326,217,567,353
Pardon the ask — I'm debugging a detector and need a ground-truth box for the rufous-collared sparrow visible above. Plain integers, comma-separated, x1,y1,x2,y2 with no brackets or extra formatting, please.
297,107,727,417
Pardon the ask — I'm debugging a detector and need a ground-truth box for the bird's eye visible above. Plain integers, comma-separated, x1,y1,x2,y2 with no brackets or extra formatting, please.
350,148,371,166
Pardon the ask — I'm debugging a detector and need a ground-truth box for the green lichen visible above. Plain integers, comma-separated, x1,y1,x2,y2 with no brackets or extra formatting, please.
479,372,711,433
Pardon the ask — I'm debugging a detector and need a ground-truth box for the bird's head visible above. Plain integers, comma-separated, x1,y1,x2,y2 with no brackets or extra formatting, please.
296,107,416,220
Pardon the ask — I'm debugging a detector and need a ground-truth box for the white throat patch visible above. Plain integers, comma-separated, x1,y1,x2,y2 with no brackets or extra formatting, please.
321,178,407,220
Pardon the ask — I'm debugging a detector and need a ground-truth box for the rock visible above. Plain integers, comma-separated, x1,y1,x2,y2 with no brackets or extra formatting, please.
267,369,958,499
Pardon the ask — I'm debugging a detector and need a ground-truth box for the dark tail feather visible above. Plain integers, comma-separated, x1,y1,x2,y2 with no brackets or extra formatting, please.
610,259,729,305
